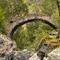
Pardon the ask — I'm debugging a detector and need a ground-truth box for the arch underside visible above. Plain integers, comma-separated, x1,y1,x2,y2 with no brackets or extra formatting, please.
10,18,57,39
4,14,57,39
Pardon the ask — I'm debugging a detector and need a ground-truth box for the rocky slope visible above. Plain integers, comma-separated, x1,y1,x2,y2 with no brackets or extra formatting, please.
0,33,60,60
29,47,60,60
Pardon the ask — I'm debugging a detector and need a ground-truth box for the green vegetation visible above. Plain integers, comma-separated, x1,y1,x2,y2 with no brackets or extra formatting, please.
0,0,60,50
13,22,53,50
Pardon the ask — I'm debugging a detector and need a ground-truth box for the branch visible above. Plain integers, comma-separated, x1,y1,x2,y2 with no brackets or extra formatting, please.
57,0,60,16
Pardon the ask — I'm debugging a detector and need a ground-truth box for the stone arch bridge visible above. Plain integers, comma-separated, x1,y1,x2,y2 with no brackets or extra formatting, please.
4,14,57,39
0,1,60,60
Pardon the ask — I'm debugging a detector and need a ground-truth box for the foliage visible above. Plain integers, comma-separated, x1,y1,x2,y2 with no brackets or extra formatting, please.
13,22,53,50
0,0,60,50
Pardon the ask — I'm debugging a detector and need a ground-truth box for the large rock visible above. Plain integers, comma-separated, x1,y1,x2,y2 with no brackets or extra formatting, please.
0,33,34,60
29,47,60,60
0,33,60,60
47,47,60,60
4,49,34,60
0,33,16,59
29,53,40,60
13,49,34,60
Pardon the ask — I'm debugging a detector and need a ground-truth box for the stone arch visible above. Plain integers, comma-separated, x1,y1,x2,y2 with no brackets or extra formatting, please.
4,14,57,39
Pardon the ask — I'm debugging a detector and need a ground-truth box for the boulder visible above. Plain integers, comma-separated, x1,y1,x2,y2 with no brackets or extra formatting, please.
0,33,60,60
29,47,60,60
4,49,34,60
0,33,16,59
47,47,60,60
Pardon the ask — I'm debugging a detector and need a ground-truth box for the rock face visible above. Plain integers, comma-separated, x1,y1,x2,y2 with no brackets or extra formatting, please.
0,33,16,59
0,33,34,60
29,47,60,60
29,53,40,60
12,50,34,60
0,33,60,60
47,47,60,60
2,50,34,60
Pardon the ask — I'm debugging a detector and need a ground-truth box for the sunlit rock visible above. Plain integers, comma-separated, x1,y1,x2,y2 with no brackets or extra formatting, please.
0,33,16,59
47,47,60,60
29,47,60,60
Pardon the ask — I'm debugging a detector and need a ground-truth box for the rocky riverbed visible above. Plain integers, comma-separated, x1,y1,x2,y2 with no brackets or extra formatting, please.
0,33,60,60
